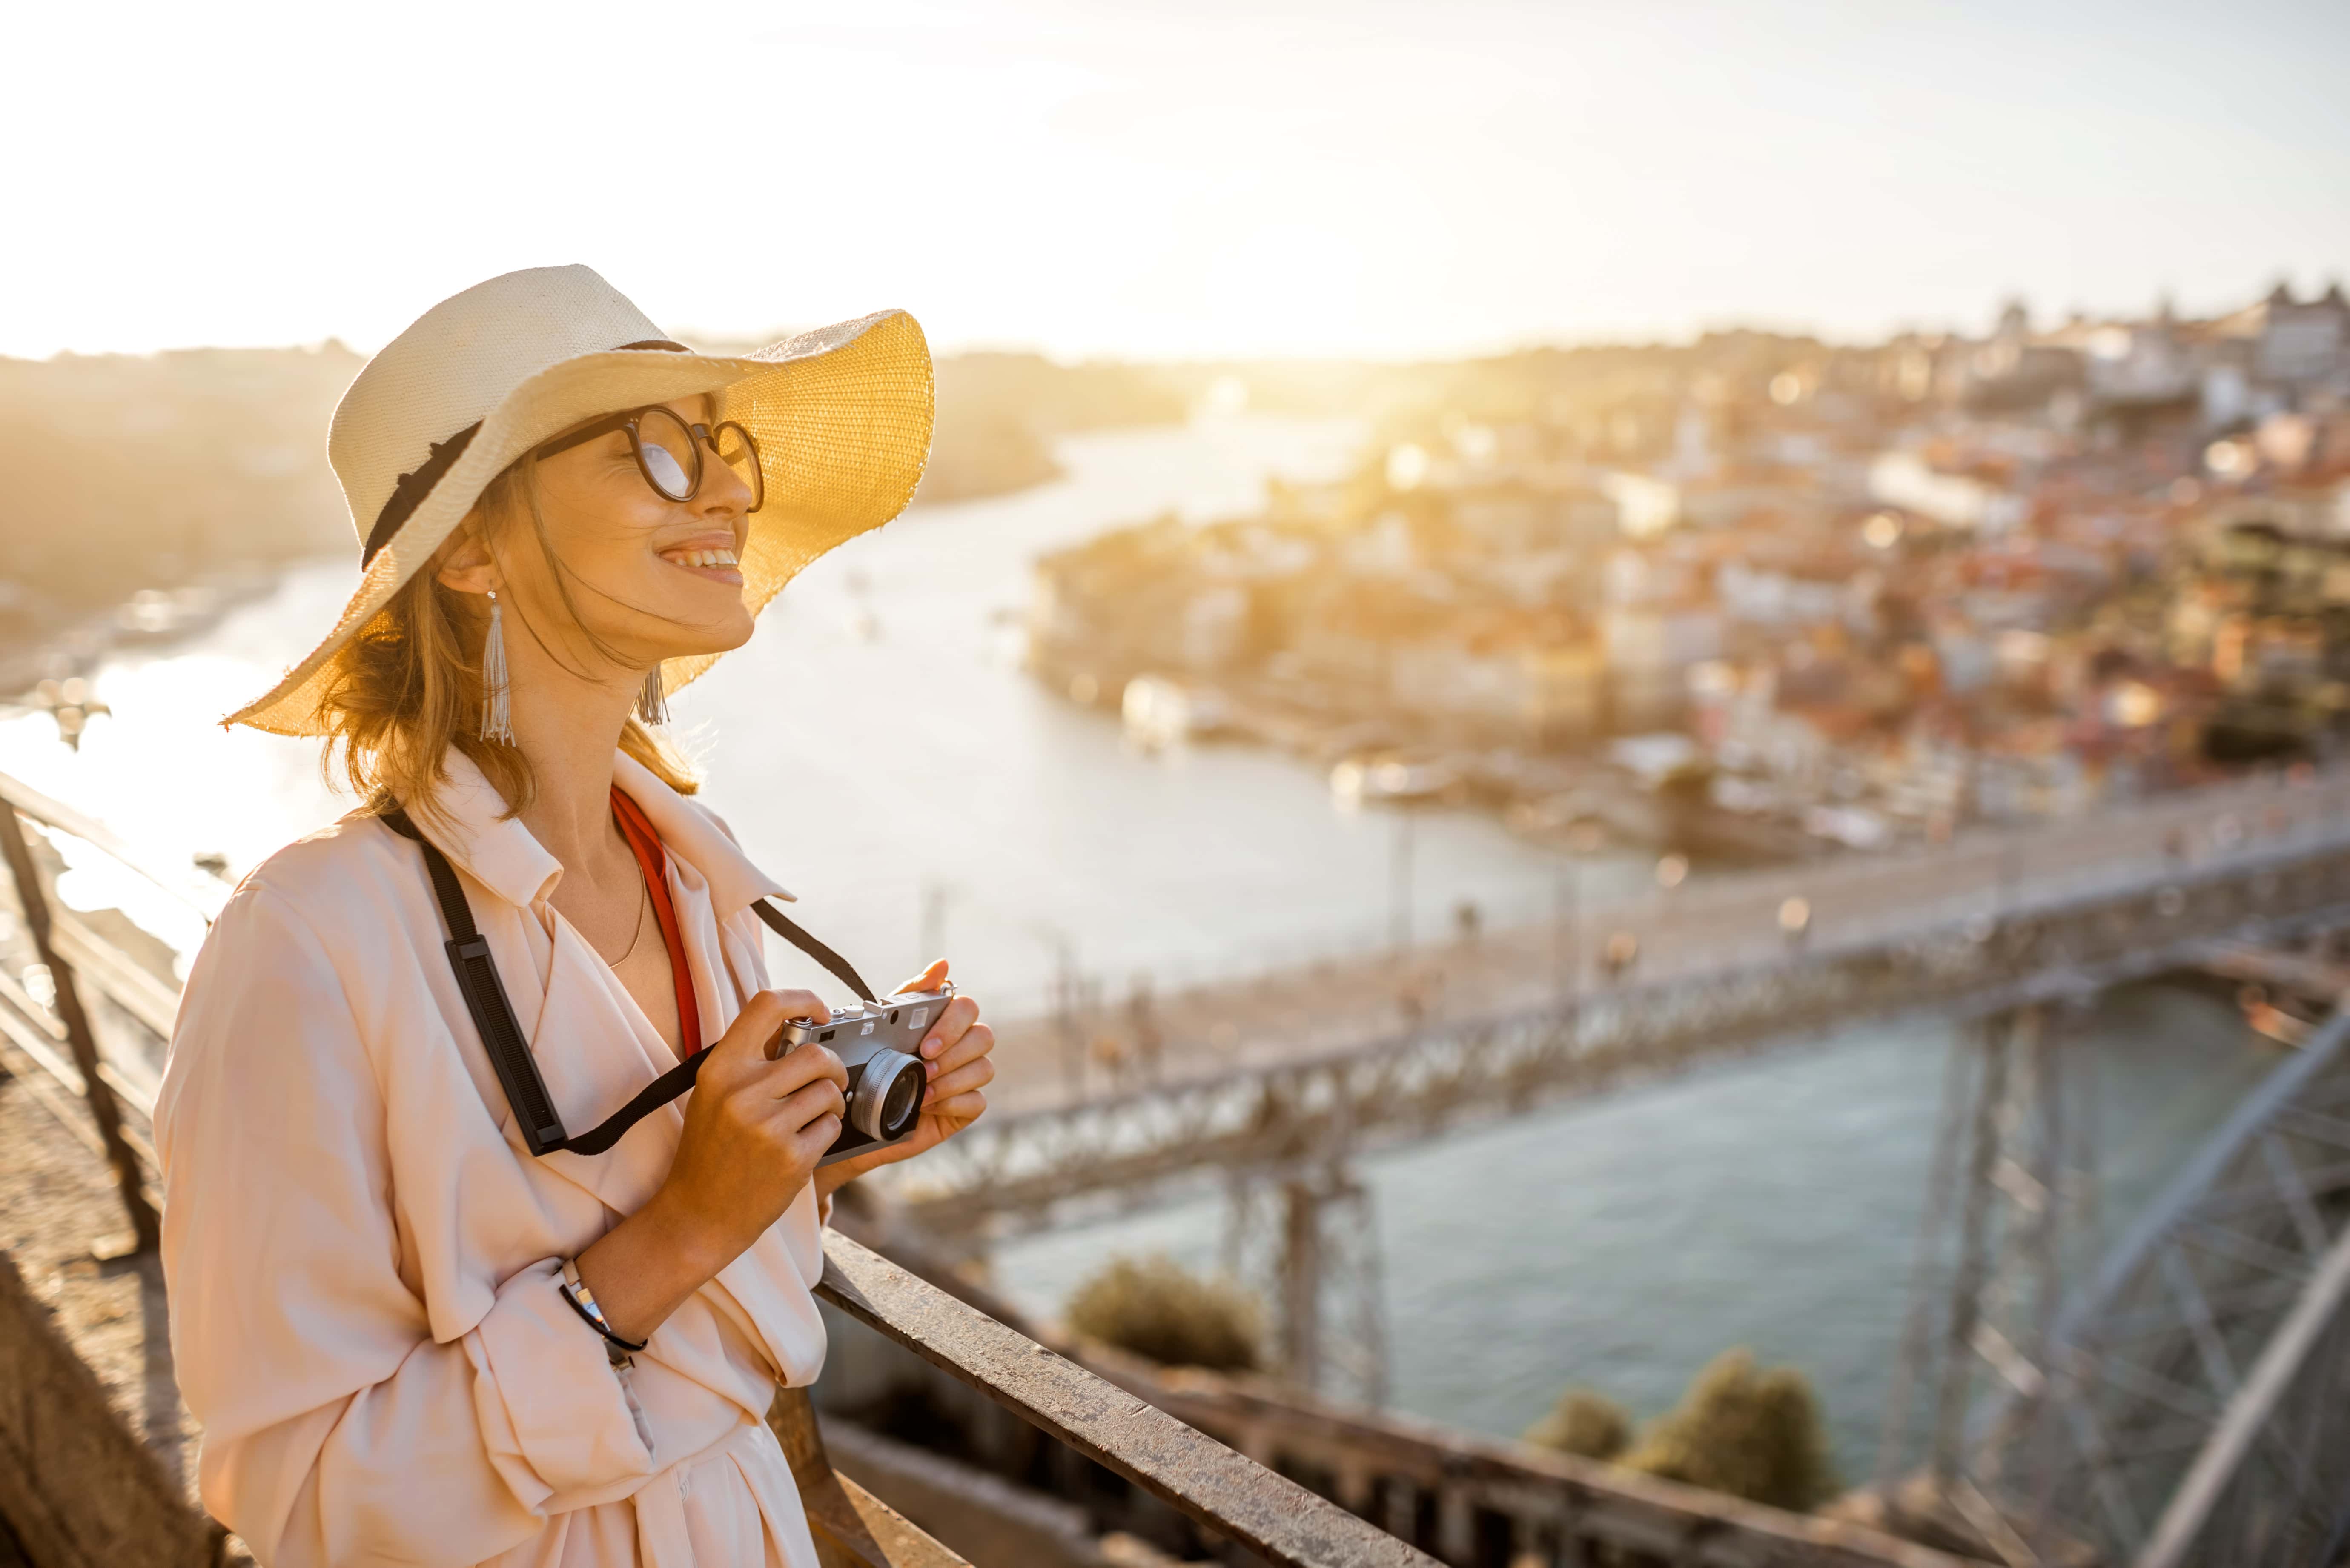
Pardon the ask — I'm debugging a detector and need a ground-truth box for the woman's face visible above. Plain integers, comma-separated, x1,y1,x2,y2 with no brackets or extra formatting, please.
499,395,759,672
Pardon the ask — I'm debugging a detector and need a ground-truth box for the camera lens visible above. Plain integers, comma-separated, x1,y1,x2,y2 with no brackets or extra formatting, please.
844,1050,925,1142
877,1061,925,1139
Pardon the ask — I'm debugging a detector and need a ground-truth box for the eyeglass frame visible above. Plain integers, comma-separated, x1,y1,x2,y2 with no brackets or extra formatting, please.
533,404,766,513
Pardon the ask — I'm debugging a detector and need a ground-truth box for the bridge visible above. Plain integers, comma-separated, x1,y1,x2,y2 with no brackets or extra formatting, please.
862,765,2350,1560
884,766,2349,1225
7,764,2350,1564
899,768,2350,1236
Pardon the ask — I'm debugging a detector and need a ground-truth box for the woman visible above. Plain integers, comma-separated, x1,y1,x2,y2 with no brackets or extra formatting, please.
155,265,994,1567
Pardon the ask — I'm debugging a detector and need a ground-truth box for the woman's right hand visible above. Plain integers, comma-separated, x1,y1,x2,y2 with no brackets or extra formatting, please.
576,991,845,1343
658,990,848,1270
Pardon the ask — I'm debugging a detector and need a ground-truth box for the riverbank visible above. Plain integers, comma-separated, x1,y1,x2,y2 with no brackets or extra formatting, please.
1032,648,1817,864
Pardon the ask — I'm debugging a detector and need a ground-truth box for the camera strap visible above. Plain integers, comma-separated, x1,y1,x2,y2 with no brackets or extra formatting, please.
382,807,879,1158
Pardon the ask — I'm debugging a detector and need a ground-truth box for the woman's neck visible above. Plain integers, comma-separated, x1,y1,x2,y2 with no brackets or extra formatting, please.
503,657,642,872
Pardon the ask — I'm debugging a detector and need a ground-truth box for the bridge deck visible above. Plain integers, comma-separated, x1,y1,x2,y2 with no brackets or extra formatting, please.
997,770,2347,1119
889,769,2350,1230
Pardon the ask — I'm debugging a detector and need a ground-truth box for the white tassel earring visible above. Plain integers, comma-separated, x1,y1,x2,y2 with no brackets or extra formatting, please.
479,590,515,745
638,665,668,726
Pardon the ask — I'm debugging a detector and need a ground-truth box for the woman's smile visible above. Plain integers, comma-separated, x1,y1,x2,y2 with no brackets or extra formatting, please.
658,534,745,586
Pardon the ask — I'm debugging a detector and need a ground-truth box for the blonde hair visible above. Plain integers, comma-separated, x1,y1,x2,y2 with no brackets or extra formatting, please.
315,458,699,830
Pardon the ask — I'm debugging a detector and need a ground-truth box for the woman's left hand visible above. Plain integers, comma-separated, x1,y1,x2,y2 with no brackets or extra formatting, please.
818,960,992,1185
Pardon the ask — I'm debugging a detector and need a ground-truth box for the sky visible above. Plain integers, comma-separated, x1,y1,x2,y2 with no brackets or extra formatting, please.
4,0,2346,363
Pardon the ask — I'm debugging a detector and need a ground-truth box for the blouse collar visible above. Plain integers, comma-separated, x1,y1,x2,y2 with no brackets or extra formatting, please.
411,747,794,918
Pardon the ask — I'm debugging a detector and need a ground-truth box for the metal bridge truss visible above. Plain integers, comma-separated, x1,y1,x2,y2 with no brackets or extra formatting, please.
1872,1001,2104,1568
889,829,2350,1242
1938,1010,2350,1565
1221,1162,1392,1407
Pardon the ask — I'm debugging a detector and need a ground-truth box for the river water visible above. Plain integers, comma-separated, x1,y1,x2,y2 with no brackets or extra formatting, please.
0,414,2280,1482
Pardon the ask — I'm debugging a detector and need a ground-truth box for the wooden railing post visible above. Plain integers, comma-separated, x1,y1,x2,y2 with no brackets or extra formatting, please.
0,801,158,1254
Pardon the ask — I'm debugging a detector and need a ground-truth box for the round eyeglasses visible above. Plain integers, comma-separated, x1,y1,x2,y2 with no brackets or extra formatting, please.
534,405,765,512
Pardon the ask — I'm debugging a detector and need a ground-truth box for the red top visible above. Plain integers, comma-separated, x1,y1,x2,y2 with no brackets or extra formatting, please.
610,786,701,1062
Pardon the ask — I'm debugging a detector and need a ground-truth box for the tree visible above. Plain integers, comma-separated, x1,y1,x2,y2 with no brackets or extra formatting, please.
1522,1388,1631,1461
1065,1254,1263,1372
1621,1349,1838,1511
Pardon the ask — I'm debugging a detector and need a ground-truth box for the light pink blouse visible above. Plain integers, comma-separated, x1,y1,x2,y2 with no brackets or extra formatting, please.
157,751,827,1568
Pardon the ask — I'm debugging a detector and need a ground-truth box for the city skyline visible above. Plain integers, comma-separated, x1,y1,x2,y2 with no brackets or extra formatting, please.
5,0,2347,363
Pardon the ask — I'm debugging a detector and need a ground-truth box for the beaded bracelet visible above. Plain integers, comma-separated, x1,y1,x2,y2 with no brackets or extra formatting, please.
559,1259,646,1366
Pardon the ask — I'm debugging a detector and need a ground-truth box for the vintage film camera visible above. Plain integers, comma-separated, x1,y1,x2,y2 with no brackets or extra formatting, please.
773,984,953,1165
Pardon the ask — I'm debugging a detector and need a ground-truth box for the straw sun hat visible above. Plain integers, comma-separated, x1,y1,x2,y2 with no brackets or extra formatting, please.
227,264,935,735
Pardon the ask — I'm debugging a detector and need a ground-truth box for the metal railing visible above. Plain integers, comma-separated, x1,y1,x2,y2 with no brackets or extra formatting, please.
0,773,179,1256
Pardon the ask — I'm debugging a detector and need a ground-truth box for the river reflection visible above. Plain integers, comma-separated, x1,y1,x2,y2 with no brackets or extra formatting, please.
0,414,2278,1483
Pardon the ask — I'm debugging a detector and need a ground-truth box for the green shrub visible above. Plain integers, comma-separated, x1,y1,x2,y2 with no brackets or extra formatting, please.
1065,1254,1264,1372
1621,1349,1838,1510
1522,1388,1631,1460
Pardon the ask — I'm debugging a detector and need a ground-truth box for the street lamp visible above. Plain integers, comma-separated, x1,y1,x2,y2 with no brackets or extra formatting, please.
1389,806,1416,950
1554,821,1604,1001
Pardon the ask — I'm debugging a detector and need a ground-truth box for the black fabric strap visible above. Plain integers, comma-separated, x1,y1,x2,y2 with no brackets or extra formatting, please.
384,809,575,1154
561,1050,708,1156
752,900,877,1003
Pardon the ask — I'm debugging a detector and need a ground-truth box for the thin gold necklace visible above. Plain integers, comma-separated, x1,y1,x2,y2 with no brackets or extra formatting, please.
599,863,649,967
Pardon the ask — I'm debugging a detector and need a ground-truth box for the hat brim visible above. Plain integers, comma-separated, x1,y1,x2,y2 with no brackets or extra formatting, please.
226,308,934,736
